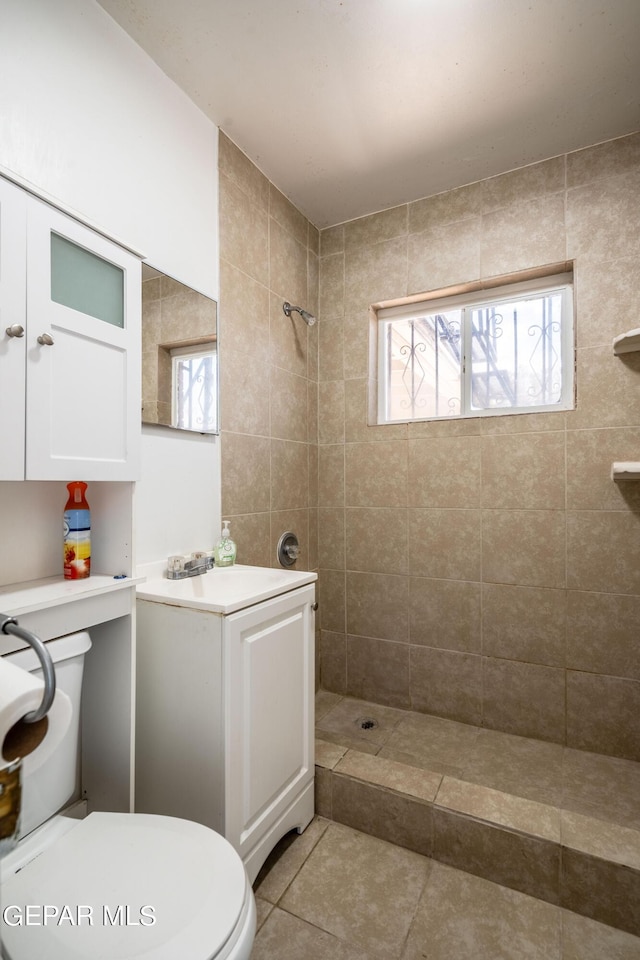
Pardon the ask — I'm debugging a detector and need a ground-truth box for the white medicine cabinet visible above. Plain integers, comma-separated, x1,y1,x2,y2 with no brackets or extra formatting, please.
0,175,141,481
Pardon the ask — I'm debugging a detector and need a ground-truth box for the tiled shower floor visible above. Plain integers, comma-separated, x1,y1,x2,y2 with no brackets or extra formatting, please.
314,691,640,830
248,692,640,958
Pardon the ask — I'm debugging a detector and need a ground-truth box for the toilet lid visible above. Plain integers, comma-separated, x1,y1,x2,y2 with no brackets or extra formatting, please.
1,812,248,960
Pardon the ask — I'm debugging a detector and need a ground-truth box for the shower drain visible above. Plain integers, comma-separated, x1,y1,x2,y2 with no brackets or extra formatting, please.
355,717,379,731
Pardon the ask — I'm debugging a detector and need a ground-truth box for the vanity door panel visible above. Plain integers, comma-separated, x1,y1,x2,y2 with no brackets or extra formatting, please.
224,584,315,860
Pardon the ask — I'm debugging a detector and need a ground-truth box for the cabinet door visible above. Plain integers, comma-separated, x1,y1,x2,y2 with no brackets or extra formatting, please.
225,585,315,859
25,199,141,480
0,178,27,479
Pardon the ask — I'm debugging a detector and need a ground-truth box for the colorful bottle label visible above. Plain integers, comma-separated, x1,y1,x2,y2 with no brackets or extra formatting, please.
63,508,91,579
0,759,22,853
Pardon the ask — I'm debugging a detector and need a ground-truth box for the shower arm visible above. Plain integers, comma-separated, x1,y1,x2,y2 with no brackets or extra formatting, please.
283,301,316,327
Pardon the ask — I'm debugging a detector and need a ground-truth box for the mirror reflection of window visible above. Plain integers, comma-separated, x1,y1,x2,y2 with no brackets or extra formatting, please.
172,345,217,432
141,265,219,434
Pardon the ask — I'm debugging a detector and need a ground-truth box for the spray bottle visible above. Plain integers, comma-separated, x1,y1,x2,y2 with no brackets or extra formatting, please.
63,481,91,580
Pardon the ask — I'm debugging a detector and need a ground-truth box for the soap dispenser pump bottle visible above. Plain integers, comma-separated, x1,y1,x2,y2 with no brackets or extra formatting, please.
215,521,236,567
63,481,91,580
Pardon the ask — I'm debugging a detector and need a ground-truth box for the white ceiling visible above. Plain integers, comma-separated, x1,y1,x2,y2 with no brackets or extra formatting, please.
98,0,640,229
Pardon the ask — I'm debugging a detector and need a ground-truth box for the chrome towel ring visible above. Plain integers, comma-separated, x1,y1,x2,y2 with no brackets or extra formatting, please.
0,616,56,723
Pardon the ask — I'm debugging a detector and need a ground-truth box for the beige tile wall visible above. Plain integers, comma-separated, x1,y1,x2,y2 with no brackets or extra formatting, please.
218,133,319,576
317,131,640,763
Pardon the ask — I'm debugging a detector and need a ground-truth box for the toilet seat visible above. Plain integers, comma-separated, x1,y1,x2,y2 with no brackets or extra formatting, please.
1,812,252,960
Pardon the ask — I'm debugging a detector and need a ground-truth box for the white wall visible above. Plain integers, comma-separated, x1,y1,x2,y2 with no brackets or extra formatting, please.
0,0,219,299
136,427,221,568
0,0,221,575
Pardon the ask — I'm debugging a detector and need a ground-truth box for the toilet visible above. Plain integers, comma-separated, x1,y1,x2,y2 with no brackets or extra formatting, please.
0,631,256,960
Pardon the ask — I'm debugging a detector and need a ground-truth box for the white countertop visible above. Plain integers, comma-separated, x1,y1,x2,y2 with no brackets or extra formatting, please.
136,564,317,615
0,574,142,618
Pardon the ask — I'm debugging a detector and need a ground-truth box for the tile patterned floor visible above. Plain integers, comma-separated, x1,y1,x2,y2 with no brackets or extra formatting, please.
251,818,640,959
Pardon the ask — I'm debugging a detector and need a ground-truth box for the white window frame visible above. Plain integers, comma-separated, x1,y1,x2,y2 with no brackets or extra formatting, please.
376,272,574,424
171,342,218,432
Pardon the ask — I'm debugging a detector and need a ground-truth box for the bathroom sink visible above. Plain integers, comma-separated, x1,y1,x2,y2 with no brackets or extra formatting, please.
136,564,317,614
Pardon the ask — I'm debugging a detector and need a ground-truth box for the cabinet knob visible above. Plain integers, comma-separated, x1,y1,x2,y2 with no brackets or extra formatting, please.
5,324,24,338
311,602,318,611
37,333,54,346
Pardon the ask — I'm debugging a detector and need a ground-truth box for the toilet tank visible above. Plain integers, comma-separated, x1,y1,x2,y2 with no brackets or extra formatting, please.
3,630,92,838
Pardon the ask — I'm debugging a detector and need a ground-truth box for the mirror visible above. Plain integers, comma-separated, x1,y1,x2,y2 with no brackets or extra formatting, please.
141,265,218,434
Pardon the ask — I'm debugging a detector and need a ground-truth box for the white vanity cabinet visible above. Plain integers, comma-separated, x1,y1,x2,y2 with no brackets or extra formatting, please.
0,175,141,481
135,577,316,884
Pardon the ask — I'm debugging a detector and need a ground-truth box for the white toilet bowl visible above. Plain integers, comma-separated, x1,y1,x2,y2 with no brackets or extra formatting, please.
1,810,256,959
1,632,255,959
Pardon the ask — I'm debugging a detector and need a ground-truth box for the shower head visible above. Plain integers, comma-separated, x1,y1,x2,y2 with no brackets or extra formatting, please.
283,301,316,327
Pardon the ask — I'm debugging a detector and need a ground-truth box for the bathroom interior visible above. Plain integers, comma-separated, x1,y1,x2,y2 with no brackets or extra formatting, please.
1,1,640,957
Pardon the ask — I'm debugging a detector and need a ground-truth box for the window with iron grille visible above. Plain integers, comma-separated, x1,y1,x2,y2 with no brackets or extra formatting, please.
376,272,574,424
171,344,217,432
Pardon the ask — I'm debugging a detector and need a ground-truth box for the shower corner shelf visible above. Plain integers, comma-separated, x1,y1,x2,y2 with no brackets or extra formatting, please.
613,329,640,355
611,330,640,478
612,461,640,481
